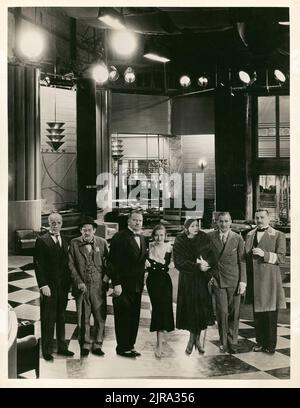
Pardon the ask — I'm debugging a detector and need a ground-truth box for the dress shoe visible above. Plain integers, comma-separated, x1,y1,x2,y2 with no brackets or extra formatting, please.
263,348,275,355
195,343,205,354
117,350,136,358
57,349,74,357
43,354,54,361
185,340,194,355
228,345,238,354
219,345,228,354
92,349,105,356
253,344,264,352
131,349,141,357
81,348,90,357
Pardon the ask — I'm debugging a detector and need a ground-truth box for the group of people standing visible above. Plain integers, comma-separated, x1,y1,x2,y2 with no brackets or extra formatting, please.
34,207,286,363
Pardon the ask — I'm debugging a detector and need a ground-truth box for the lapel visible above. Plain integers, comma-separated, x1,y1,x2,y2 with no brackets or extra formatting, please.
78,238,89,261
245,228,256,252
222,230,235,253
211,230,223,253
256,226,276,250
45,232,57,250
127,229,144,258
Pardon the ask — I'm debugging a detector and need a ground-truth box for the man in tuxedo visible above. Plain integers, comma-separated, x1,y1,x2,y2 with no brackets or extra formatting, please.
108,210,148,358
208,212,247,354
68,216,109,357
245,208,286,354
34,212,74,361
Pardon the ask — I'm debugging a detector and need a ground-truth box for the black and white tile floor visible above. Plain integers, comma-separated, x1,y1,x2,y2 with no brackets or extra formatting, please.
8,255,290,380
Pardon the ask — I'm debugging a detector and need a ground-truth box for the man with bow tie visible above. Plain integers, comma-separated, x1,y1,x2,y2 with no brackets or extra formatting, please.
108,210,148,358
34,212,74,361
245,208,286,354
68,216,109,357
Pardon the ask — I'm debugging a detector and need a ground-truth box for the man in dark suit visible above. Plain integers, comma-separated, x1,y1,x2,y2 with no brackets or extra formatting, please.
108,210,148,358
245,208,286,354
34,212,74,361
68,216,109,357
208,212,246,354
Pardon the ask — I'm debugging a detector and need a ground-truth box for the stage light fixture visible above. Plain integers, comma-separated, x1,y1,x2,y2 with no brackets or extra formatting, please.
98,14,125,30
92,63,109,84
18,26,45,59
179,75,191,87
274,69,286,83
144,53,170,63
124,67,136,83
109,65,119,81
238,70,257,86
110,30,137,57
197,76,208,87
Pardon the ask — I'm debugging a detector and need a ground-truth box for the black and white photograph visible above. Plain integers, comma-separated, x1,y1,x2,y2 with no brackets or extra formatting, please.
2,0,300,387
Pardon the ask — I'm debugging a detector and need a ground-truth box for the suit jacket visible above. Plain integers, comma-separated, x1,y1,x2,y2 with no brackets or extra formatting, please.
68,235,108,295
208,230,246,289
245,226,286,312
107,228,147,293
34,232,70,291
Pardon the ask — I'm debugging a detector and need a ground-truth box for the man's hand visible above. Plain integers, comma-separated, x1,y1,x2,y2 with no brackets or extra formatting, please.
78,283,87,293
113,284,122,297
40,285,51,297
238,282,247,295
252,248,264,257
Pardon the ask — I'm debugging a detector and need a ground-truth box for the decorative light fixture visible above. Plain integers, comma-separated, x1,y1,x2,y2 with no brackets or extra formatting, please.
92,63,109,84
98,13,125,30
124,67,136,83
198,158,207,170
144,53,170,63
238,70,257,86
110,30,138,57
179,75,191,87
18,26,45,59
109,65,119,81
274,69,286,83
197,76,208,87
111,136,124,160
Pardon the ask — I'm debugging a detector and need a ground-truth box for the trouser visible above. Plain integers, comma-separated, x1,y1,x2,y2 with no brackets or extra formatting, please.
40,284,68,356
213,285,241,349
113,290,142,353
76,283,107,350
254,310,278,351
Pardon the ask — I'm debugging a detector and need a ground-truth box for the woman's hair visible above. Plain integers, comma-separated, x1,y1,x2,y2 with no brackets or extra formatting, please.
183,218,198,232
151,224,167,240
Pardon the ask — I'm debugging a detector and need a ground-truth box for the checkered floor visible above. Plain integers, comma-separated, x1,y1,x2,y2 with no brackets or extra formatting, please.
8,256,290,380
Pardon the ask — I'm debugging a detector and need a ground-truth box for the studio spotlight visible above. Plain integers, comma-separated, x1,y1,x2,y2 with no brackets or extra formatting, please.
197,76,208,87
109,65,119,81
98,14,125,30
144,53,170,63
110,30,137,57
179,75,191,88
238,70,256,86
92,63,109,84
124,67,136,83
18,26,45,59
274,69,286,83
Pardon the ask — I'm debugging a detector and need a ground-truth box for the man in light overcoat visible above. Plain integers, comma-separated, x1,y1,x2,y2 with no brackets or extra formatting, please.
245,208,286,354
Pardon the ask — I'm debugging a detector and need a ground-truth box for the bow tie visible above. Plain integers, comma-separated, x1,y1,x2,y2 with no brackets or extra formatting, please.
82,240,94,246
133,233,140,237
50,233,60,237
257,227,268,232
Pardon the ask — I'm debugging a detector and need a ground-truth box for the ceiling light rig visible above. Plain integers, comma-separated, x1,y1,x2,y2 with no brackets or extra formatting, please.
124,67,136,84
179,75,191,88
197,76,208,88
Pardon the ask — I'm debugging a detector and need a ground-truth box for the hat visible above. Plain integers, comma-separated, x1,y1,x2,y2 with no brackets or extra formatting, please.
79,215,98,230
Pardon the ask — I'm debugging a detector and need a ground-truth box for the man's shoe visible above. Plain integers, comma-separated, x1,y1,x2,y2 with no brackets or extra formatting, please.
219,345,228,354
264,348,275,355
57,349,74,357
81,349,90,357
43,354,54,361
117,350,136,358
92,349,105,356
229,345,238,354
131,349,141,357
253,344,264,352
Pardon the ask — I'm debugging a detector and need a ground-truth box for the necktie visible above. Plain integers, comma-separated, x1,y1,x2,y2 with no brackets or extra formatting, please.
51,233,61,247
221,234,226,247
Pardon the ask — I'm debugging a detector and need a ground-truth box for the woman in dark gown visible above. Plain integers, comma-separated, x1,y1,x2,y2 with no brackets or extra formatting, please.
173,218,215,355
146,225,175,358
